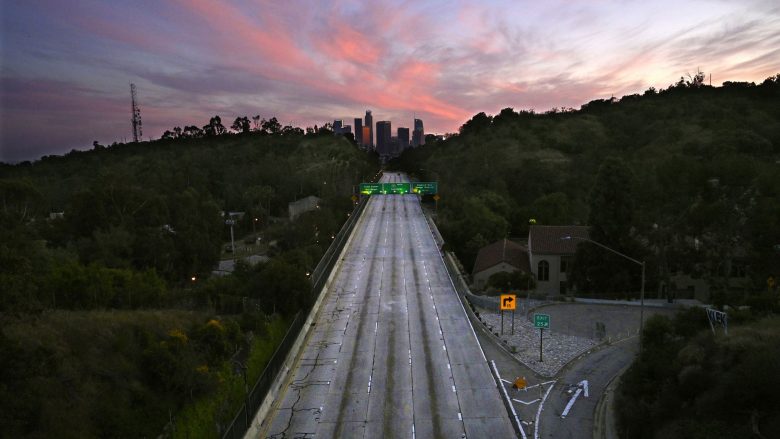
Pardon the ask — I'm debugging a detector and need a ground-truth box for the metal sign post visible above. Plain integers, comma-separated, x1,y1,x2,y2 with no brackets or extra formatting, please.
534,314,550,362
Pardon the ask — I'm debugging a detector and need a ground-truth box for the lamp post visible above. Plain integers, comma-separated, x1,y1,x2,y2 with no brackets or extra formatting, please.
561,235,646,354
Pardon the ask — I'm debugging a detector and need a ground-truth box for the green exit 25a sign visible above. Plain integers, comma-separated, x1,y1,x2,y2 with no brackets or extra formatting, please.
360,182,438,195
534,314,550,329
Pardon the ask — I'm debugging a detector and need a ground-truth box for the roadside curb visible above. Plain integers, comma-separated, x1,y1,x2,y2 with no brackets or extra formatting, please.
593,362,631,439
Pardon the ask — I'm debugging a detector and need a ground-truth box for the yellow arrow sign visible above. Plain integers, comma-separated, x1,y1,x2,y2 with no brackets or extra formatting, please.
500,294,516,310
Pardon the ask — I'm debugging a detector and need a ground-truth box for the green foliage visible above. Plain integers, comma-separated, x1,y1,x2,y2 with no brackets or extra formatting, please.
0,310,293,439
391,76,780,301
616,313,780,439
486,270,535,291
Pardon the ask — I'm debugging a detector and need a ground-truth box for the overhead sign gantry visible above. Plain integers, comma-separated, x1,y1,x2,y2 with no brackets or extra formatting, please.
359,182,438,196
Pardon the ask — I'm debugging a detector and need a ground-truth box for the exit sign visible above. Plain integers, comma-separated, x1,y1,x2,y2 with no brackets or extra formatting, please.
534,314,550,329
411,182,438,195
359,183,382,195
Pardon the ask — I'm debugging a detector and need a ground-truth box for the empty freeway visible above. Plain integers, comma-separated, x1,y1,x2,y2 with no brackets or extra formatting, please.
259,173,515,438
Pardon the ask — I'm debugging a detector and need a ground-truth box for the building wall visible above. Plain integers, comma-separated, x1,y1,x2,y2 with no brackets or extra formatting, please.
364,111,373,148
669,273,753,302
354,118,363,144
362,126,371,148
397,127,409,151
473,262,519,290
376,121,391,156
529,253,564,295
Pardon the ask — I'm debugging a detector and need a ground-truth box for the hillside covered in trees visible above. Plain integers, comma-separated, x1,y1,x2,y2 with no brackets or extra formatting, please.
0,127,378,437
393,74,780,307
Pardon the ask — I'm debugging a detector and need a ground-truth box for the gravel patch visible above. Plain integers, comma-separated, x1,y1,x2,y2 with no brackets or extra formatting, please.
472,305,599,377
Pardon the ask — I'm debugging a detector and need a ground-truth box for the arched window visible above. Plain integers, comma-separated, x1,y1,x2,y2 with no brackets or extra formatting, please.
538,260,549,281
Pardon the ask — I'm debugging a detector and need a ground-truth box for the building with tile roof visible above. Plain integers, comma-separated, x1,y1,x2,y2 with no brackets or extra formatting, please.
528,225,589,295
472,238,531,290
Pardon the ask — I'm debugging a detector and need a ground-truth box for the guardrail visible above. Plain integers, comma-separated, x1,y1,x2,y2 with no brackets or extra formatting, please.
220,197,368,439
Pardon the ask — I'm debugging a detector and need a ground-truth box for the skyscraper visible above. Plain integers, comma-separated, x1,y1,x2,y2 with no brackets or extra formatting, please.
397,127,410,153
333,119,343,134
364,110,373,148
354,118,363,145
376,121,391,156
412,118,425,147
362,126,371,148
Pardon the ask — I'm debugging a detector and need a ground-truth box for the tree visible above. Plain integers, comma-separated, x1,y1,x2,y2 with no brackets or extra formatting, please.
459,112,492,135
182,125,203,138
261,117,281,135
571,157,642,295
203,116,226,136
231,116,250,134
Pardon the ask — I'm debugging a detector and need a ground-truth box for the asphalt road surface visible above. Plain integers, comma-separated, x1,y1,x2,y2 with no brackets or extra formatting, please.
538,340,636,439
260,173,514,438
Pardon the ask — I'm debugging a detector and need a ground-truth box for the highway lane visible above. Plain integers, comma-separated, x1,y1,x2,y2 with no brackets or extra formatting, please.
260,173,514,438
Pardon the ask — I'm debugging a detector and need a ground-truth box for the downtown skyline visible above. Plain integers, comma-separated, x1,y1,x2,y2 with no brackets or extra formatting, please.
2,0,779,162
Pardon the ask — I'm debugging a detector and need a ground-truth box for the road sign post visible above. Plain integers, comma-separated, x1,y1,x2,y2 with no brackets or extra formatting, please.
534,314,550,362
539,328,543,362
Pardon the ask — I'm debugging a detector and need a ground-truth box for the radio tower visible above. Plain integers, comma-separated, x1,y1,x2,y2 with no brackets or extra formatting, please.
130,83,143,142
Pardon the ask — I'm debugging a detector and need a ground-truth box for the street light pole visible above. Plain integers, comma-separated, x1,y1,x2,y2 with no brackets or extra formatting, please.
561,235,646,354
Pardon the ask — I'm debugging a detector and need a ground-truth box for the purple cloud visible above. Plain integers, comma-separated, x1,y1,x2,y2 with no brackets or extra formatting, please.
1,0,778,162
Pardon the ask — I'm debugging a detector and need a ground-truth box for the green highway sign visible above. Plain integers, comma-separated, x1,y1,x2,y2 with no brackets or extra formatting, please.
359,182,415,195
382,182,411,194
412,181,438,195
359,183,382,195
534,314,550,329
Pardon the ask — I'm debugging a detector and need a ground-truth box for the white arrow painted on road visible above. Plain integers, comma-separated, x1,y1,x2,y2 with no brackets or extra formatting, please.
580,379,589,398
561,380,589,418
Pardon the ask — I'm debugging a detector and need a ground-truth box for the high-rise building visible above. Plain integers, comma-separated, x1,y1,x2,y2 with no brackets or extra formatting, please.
354,118,363,145
342,125,352,134
364,110,373,148
362,126,371,148
333,119,343,134
397,127,410,152
412,118,425,147
376,121,391,156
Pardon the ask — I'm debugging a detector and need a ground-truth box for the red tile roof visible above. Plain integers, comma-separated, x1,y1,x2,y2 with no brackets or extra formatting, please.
473,239,530,275
528,225,589,255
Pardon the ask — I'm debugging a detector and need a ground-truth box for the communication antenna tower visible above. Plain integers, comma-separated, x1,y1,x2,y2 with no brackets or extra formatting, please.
130,83,143,142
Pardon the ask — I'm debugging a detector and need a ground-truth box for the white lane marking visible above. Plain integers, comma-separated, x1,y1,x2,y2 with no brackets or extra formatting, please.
501,378,513,384
561,387,582,418
491,360,526,439
512,398,541,405
452,385,456,393
535,380,556,439
457,412,462,421
447,364,450,370
580,379,589,398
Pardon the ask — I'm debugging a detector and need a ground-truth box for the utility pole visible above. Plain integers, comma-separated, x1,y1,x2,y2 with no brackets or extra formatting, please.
130,83,142,143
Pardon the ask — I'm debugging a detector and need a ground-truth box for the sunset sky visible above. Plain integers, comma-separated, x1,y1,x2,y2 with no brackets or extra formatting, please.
1,0,779,162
